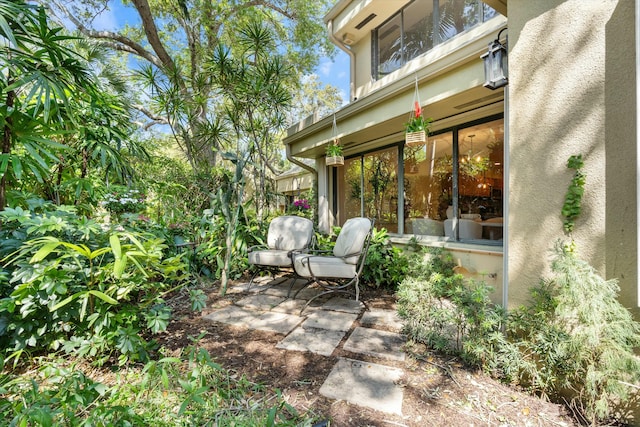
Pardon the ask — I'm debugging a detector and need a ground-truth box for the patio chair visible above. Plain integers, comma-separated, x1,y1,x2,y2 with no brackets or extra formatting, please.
247,215,315,293
291,217,373,309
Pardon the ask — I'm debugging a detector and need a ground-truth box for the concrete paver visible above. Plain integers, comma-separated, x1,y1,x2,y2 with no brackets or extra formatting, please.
343,327,406,361
321,297,365,314
319,357,404,415
202,305,257,328
275,327,346,356
271,299,321,315
360,308,403,332
235,294,286,310
302,310,358,332
205,278,409,415
251,311,304,334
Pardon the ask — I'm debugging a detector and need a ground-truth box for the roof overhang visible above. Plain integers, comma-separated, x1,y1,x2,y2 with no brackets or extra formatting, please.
482,0,507,17
324,0,411,47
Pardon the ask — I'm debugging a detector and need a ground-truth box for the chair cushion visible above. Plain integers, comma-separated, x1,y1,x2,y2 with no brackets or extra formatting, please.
267,216,314,251
248,249,292,267
293,254,357,279
333,217,371,264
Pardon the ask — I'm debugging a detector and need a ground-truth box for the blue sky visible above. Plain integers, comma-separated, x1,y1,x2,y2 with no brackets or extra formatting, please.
89,1,351,103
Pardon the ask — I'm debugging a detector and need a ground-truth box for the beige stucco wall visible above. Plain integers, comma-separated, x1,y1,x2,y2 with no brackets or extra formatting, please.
508,0,638,312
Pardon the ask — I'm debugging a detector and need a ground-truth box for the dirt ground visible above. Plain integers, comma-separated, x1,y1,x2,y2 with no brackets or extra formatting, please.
161,281,578,427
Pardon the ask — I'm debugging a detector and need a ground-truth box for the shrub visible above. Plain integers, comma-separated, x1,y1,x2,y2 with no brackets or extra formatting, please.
397,243,640,425
0,346,316,426
0,205,190,366
361,227,408,289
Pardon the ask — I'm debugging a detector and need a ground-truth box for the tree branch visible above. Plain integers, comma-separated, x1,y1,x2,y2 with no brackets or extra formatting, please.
130,0,177,71
48,0,164,69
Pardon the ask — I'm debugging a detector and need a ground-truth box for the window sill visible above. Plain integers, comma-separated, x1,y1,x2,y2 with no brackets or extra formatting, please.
389,235,504,256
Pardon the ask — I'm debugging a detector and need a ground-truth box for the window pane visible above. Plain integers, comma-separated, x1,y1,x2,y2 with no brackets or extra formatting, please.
437,0,480,43
377,14,403,77
457,119,504,240
340,157,363,222
363,148,398,232
404,132,453,236
404,0,435,62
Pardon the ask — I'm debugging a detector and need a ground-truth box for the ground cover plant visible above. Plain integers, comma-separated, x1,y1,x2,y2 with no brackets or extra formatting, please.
0,344,315,426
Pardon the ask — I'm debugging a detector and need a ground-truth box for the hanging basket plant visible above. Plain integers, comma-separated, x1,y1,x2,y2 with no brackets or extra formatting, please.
405,78,432,146
326,114,344,166
326,138,344,166
405,101,432,145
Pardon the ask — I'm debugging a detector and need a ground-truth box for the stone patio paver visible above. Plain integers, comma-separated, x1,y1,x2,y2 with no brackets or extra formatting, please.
271,299,321,315
302,310,358,332
360,308,403,332
343,327,406,361
319,357,404,415
321,297,365,314
235,294,286,310
202,305,257,328
275,327,346,356
251,311,304,334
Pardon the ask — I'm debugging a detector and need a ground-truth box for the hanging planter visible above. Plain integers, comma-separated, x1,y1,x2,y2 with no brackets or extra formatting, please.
326,138,344,166
326,114,344,167
404,78,432,146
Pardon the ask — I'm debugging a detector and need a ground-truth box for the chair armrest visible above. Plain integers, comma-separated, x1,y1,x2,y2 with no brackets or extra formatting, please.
248,244,269,253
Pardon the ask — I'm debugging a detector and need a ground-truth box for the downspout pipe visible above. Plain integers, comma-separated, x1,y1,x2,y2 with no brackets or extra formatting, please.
327,20,356,102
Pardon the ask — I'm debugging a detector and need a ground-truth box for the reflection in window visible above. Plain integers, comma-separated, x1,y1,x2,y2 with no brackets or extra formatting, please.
373,0,497,80
337,118,503,244
403,118,504,241
338,148,399,232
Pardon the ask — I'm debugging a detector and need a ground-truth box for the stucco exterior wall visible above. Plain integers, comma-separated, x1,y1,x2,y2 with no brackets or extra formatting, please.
508,0,638,311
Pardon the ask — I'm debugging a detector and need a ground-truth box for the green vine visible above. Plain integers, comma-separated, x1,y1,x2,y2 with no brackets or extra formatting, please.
561,154,585,233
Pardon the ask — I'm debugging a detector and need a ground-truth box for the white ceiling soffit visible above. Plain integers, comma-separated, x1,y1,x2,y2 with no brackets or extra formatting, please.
331,0,411,46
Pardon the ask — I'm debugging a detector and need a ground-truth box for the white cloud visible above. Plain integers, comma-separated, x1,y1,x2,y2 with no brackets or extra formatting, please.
319,60,333,77
90,8,118,31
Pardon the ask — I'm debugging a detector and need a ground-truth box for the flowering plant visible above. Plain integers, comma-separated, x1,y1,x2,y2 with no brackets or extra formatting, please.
100,189,146,216
293,199,311,210
405,101,432,133
289,198,312,219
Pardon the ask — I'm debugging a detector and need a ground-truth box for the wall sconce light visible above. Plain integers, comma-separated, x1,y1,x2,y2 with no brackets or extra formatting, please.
481,28,508,90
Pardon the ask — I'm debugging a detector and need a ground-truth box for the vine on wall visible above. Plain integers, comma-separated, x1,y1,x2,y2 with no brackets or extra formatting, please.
561,154,585,233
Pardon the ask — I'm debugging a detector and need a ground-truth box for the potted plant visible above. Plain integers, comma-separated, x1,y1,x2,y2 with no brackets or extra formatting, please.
326,138,344,166
405,101,432,145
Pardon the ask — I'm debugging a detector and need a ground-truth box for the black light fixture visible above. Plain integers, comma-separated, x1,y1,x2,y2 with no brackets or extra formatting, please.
481,28,508,90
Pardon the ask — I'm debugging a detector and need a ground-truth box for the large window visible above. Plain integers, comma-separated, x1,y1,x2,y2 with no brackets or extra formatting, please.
373,0,497,79
338,116,504,244
340,147,399,233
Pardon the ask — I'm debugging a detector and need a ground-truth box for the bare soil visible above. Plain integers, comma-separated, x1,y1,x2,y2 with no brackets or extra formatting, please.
161,281,578,427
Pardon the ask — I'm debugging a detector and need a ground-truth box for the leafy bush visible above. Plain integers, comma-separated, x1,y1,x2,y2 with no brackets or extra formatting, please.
397,244,640,425
361,227,408,289
0,205,190,365
397,247,513,368
196,204,262,280
0,346,316,426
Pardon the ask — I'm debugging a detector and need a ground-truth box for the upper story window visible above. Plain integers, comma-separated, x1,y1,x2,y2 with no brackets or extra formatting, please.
373,0,497,79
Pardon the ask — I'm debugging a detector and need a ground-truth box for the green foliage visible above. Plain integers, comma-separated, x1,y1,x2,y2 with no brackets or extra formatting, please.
0,205,190,365
0,347,316,426
196,204,262,281
561,154,585,233
397,243,640,425
325,141,343,157
510,242,640,424
397,247,512,367
361,227,408,289
100,186,147,217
